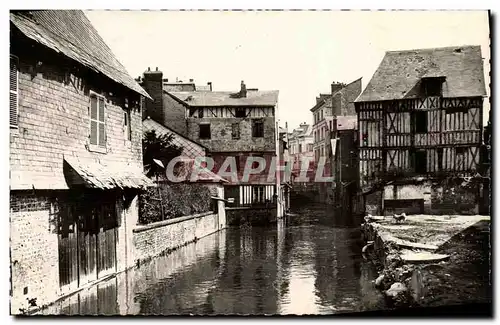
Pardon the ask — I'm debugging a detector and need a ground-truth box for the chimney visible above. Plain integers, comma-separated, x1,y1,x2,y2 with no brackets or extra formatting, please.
331,82,344,95
207,82,212,91
142,67,164,123
285,122,288,130
240,80,247,98
189,78,194,83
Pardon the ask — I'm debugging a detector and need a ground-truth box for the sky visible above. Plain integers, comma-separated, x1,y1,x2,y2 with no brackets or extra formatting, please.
85,10,490,131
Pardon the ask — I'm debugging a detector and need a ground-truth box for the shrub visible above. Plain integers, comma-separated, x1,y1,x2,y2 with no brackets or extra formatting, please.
139,183,213,225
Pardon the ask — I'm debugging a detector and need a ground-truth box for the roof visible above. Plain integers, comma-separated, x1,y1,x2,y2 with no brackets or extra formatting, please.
356,45,486,102
168,90,279,107
332,77,362,116
289,124,313,139
175,159,229,184
143,118,208,159
310,96,332,112
10,10,151,99
64,157,153,189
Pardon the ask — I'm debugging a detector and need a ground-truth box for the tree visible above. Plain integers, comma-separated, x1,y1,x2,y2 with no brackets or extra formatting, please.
142,130,183,178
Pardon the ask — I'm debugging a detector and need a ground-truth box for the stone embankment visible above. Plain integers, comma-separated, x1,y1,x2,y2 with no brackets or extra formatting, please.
361,214,491,309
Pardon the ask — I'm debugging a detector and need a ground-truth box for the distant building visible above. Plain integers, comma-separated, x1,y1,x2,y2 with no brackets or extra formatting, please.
310,79,362,204
288,123,314,181
9,10,151,314
139,70,213,137
355,45,487,216
158,80,280,223
328,78,363,214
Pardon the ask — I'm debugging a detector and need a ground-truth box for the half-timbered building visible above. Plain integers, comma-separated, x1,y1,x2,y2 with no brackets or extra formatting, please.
355,45,487,216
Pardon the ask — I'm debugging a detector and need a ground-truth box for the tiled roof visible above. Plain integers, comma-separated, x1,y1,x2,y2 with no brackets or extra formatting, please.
168,90,279,107
356,45,486,102
10,10,151,99
310,96,332,112
64,157,153,189
143,118,207,159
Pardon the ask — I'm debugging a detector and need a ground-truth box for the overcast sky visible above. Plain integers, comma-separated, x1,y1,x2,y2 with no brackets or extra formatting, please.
85,10,490,130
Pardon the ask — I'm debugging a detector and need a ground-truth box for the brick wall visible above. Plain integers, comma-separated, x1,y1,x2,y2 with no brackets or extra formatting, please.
133,212,222,262
187,116,276,152
10,39,144,190
10,191,59,314
142,70,164,126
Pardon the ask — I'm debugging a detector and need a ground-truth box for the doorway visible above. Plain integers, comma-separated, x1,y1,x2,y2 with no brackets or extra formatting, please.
58,191,118,293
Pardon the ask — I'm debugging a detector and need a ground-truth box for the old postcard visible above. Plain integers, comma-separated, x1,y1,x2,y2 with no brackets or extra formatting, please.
8,9,491,316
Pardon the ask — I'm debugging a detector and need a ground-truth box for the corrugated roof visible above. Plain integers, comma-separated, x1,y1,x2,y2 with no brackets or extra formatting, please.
143,118,208,159
64,157,154,189
356,45,486,102
10,10,151,99
168,90,279,107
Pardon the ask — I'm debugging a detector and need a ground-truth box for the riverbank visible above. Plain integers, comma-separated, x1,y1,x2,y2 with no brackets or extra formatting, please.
361,214,491,310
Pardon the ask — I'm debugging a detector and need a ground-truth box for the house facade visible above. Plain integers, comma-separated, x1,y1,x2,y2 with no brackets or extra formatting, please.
328,78,363,215
288,123,314,181
139,70,213,137
9,10,152,314
354,45,487,216
168,81,280,210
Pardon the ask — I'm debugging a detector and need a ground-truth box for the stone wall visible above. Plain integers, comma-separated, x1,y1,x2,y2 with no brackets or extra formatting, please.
133,211,222,262
187,116,276,152
10,191,60,315
225,207,277,226
383,180,479,215
9,190,138,315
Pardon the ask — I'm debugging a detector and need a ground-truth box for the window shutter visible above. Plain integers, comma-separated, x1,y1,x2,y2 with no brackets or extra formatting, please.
10,56,18,127
89,96,98,145
90,121,98,145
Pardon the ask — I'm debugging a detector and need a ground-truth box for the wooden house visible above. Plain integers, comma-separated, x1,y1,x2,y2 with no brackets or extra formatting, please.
9,10,152,314
354,45,487,216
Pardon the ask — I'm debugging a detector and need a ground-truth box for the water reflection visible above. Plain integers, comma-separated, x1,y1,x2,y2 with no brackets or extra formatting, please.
41,205,384,315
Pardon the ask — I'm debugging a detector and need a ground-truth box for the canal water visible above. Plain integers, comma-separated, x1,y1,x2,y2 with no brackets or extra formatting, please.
41,204,386,315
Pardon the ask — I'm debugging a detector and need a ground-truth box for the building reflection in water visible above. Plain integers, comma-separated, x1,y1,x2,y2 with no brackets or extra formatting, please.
40,208,384,316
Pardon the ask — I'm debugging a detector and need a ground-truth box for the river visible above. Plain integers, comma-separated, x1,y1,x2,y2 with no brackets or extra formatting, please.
41,204,386,315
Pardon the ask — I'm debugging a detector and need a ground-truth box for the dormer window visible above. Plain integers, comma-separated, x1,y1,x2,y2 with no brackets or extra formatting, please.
422,77,445,97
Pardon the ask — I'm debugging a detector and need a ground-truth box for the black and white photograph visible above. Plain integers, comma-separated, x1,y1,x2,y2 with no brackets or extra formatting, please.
7,7,492,317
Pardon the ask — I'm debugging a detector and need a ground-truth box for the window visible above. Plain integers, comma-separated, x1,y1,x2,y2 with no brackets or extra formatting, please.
422,78,443,97
413,149,427,174
124,106,131,141
455,147,466,170
252,186,265,204
235,108,246,118
414,111,428,133
251,154,264,169
10,55,18,128
308,144,313,151
231,123,240,139
189,107,197,117
252,119,264,138
298,144,302,153
90,93,106,147
198,108,204,118
437,148,443,171
199,123,211,139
